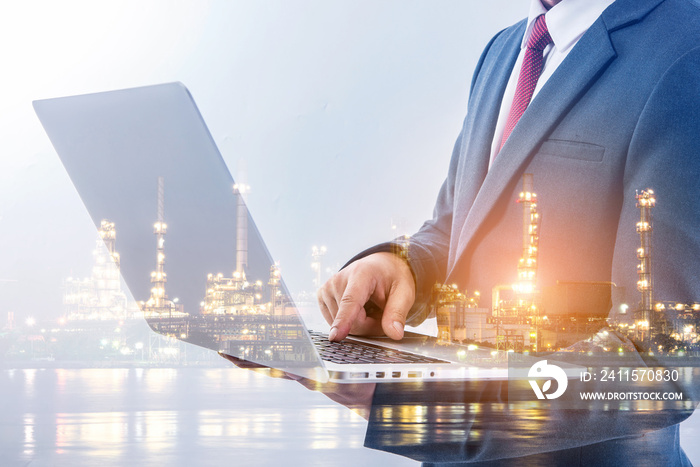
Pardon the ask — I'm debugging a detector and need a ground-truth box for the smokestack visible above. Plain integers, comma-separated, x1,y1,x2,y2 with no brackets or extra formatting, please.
234,159,249,276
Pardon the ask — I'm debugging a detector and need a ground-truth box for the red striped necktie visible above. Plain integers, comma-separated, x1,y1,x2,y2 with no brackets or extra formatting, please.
499,15,553,151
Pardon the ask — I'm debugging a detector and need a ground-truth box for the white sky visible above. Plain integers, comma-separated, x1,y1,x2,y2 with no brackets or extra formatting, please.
0,1,524,320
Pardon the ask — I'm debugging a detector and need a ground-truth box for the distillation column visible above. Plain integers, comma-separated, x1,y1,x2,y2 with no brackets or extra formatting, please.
150,176,168,310
515,174,541,296
517,174,541,351
311,246,327,289
268,264,281,315
636,189,655,341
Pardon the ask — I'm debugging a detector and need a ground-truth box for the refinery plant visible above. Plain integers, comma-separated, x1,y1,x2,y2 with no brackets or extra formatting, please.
139,175,312,366
3,171,699,366
63,220,139,322
430,177,700,354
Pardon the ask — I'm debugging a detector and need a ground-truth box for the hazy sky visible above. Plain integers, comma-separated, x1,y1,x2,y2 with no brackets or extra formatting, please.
0,1,524,321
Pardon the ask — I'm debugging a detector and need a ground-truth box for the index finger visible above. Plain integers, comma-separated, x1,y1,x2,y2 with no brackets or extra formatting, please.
329,275,374,342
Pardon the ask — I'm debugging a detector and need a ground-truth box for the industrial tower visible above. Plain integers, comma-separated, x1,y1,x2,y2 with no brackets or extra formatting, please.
152,176,167,308
268,263,282,315
142,176,185,317
234,158,249,277
515,173,541,296
492,174,542,351
201,166,262,315
635,189,655,342
63,219,131,320
311,245,327,289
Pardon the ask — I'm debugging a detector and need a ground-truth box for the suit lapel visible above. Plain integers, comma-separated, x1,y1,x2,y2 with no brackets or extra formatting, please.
449,19,618,280
447,24,523,238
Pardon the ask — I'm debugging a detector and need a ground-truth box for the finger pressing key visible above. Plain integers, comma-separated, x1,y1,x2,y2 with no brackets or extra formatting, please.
329,276,372,341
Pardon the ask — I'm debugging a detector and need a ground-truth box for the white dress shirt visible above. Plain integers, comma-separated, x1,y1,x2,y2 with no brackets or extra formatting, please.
488,0,616,167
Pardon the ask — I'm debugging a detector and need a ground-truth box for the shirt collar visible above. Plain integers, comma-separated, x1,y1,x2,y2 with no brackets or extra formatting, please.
522,0,617,53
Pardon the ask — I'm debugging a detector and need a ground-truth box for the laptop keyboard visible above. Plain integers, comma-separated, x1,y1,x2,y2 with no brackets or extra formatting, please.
309,331,449,365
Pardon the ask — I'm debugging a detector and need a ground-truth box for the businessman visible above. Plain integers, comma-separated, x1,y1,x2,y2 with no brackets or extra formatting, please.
317,0,700,464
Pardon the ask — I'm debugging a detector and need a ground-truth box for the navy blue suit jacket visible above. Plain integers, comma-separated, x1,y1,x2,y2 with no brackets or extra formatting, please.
362,0,700,464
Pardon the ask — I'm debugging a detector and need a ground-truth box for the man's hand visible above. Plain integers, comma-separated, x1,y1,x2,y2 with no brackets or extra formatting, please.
317,252,415,342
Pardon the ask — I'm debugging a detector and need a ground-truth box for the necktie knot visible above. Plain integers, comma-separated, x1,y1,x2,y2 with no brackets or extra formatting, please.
527,15,552,52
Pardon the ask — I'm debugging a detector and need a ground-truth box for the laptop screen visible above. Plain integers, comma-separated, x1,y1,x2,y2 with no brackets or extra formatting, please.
34,82,327,381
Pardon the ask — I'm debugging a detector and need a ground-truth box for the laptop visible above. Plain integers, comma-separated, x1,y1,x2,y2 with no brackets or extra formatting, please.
33,82,549,383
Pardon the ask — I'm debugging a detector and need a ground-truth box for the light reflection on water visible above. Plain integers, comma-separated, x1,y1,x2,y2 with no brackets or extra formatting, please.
0,368,417,467
3,367,700,466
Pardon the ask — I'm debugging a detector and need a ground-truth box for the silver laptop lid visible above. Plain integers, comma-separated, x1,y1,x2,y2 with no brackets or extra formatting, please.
33,82,328,382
